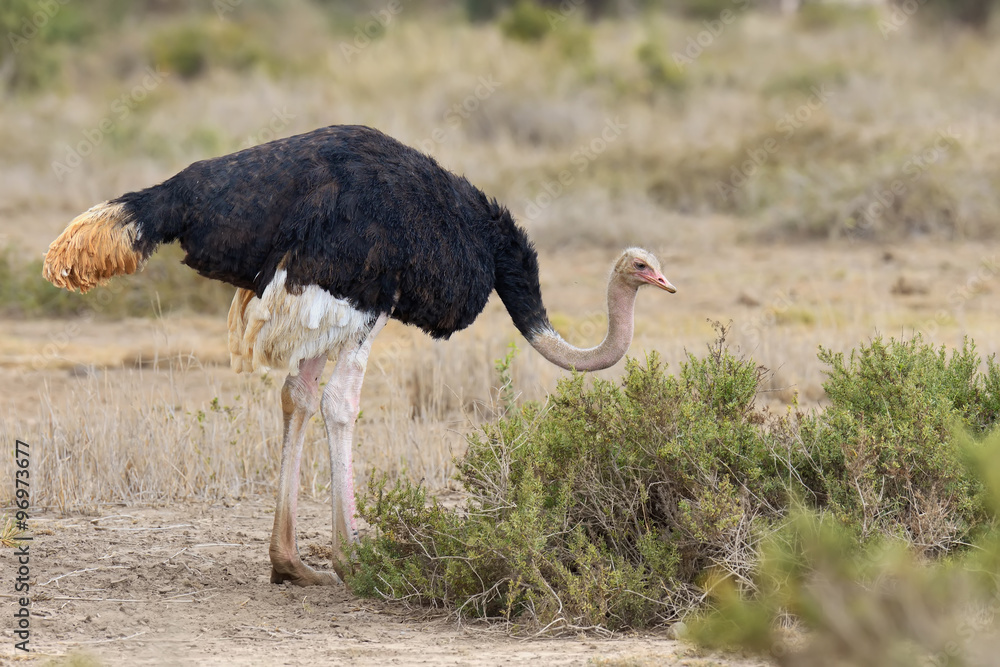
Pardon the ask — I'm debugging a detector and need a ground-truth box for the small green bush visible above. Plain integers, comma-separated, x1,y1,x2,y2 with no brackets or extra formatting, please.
636,41,687,92
795,1,877,31
350,328,1000,632
500,0,553,42
804,336,995,551
662,0,735,21
148,21,278,80
149,24,209,79
555,24,594,61
0,0,97,91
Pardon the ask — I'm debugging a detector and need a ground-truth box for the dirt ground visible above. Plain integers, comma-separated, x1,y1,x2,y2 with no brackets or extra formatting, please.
0,498,764,666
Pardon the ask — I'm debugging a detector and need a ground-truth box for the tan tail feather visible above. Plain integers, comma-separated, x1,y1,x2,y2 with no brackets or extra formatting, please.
227,288,258,373
42,201,145,293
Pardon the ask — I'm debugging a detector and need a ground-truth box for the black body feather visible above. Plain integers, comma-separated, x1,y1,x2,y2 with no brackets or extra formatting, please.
115,125,548,340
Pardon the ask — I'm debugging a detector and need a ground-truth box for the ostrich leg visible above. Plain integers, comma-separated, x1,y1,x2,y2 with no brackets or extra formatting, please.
269,354,338,586
322,313,389,578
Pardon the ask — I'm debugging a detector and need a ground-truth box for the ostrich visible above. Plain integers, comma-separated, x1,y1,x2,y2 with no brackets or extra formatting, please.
43,125,676,587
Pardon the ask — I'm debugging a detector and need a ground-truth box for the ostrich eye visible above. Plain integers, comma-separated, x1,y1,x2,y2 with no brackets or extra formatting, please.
634,261,647,270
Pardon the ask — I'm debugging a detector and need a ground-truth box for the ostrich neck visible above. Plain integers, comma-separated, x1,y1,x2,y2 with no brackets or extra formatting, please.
529,277,637,372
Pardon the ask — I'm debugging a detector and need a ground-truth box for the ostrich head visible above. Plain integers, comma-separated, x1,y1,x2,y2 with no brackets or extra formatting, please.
615,248,676,293
526,246,677,372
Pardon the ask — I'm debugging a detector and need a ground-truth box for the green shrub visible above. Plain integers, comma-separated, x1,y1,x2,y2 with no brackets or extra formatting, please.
148,21,277,80
795,1,877,31
0,0,97,91
149,23,209,79
804,336,995,550
690,427,1000,664
351,325,788,629
349,328,1000,632
500,0,553,42
636,41,687,92
555,23,594,61
662,0,735,21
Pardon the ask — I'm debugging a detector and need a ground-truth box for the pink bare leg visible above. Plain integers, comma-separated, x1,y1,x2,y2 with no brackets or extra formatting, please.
269,355,338,586
322,314,388,578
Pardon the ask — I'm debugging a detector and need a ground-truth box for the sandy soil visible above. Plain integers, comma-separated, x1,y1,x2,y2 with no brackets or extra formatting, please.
0,498,764,666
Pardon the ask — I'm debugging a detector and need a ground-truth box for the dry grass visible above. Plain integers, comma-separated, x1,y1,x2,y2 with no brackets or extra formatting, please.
0,335,491,512
0,513,23,547
5,237,1000,511
0,357,468,513
3,6,1000,256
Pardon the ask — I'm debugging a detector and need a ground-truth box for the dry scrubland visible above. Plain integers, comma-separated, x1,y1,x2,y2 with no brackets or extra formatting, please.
1,1,1000,663
2,1,999,509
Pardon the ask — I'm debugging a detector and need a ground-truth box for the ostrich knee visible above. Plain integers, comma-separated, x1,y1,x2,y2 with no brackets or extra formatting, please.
282,372,321,420
321,380,361,428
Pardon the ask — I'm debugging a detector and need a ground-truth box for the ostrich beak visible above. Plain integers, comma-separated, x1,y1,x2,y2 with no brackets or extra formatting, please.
645,271,676,293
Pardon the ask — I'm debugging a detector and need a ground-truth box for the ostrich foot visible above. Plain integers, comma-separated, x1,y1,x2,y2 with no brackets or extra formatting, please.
269,557,341,587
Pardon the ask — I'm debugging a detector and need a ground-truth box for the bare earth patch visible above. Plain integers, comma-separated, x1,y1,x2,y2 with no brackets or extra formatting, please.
0,498,764,666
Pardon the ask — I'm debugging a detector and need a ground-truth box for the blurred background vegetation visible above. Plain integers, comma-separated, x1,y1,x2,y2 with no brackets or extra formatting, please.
0,0,998,317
